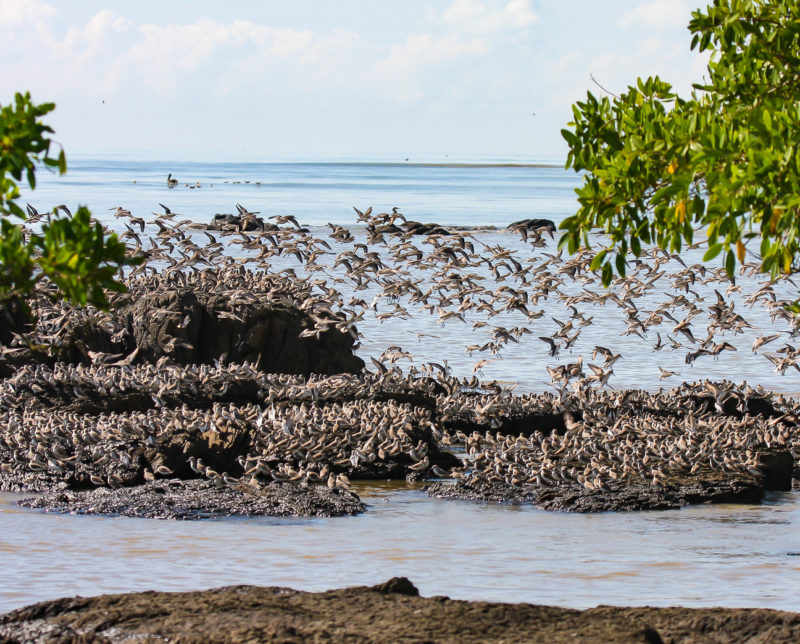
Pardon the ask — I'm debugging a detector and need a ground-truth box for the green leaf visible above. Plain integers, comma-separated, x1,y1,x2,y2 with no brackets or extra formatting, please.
703,243,723,261
589,249,607,271
615,252,627,277
601,262,612,287
725,249,735,277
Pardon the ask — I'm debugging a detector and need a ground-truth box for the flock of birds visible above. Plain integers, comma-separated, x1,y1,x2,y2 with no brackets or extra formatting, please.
106,201,800,387
2,200,800,507
0,363,443,492
1,359,797,503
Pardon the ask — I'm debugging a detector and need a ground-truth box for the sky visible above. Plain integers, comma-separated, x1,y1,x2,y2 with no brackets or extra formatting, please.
0,0,710,161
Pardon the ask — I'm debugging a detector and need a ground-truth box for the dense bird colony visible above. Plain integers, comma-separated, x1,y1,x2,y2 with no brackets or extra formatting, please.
1,204,798,515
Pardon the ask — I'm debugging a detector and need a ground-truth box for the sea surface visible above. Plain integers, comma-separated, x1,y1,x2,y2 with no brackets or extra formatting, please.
22,152,573,230
4,153,799,614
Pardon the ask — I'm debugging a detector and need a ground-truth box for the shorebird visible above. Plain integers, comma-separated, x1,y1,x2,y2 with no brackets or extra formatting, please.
752,333,781,353
658,367,678,380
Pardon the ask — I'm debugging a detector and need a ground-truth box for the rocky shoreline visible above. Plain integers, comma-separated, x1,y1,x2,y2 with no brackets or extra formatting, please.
2,352,797,518
1,578,799,643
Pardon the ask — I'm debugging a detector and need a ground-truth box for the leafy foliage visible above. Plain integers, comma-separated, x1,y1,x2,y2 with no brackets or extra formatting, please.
559,0,800,286
0,92,141,330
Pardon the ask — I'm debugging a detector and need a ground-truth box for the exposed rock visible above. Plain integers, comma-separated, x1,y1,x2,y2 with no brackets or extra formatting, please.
758,450,794,491
425,468,766,512
507,217,557,232
208,212,279,232
124,287,362,374
0,366,458,507
2,580,800,643
401,220,453,235
0,267,364,378
1,362,797,516
17,478,365,519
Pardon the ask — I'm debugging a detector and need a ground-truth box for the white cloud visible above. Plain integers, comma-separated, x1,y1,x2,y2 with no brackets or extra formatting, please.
374,33,488,104
443,0,537,34
377,33,487,73
371,0,538,105
0,0,56,28
59,10,131,59
619,0,694,29
0,0,715,157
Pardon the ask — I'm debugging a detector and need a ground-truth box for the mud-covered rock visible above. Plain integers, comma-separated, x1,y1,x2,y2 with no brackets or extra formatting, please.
2,580,799,643
17,478,365,519
425,468,766,512
1,267,365,378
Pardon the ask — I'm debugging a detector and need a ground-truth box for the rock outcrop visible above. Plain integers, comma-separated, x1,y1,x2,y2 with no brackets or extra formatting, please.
0,266,364,378
19,478,364,519
507,217,557,232
2,580,800,643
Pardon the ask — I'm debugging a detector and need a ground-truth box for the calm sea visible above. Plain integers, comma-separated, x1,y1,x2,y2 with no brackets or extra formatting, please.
22,153,574,230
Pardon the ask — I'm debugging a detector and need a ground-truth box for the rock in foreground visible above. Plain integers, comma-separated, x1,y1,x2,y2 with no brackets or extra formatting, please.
1,578,799,643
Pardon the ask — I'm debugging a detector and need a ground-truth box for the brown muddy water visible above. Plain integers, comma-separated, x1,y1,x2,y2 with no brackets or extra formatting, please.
1,482,799,614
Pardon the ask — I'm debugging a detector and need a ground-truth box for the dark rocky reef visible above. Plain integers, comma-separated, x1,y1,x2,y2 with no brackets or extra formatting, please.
209,212,276,232
425,467,773,513
0,266,364,378
0,365,458,518
507,217,557,232
426,381,798,511
3,365,798,517
3,578,800,643
18,478,364,519
205,204,312,233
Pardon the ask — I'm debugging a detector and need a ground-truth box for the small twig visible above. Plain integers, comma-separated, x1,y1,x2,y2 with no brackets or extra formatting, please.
590,73,621,99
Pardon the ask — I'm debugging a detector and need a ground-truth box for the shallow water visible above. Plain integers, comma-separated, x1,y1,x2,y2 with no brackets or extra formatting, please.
2,484,799,613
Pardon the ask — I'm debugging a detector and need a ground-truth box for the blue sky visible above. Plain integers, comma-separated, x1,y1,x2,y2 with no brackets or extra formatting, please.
1,0,709,160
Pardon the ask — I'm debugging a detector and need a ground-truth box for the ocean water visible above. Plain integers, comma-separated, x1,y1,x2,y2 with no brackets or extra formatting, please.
21,153,574,230
3,153,799,614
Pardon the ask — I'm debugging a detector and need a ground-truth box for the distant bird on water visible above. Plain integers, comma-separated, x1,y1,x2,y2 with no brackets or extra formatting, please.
167,173,178,188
